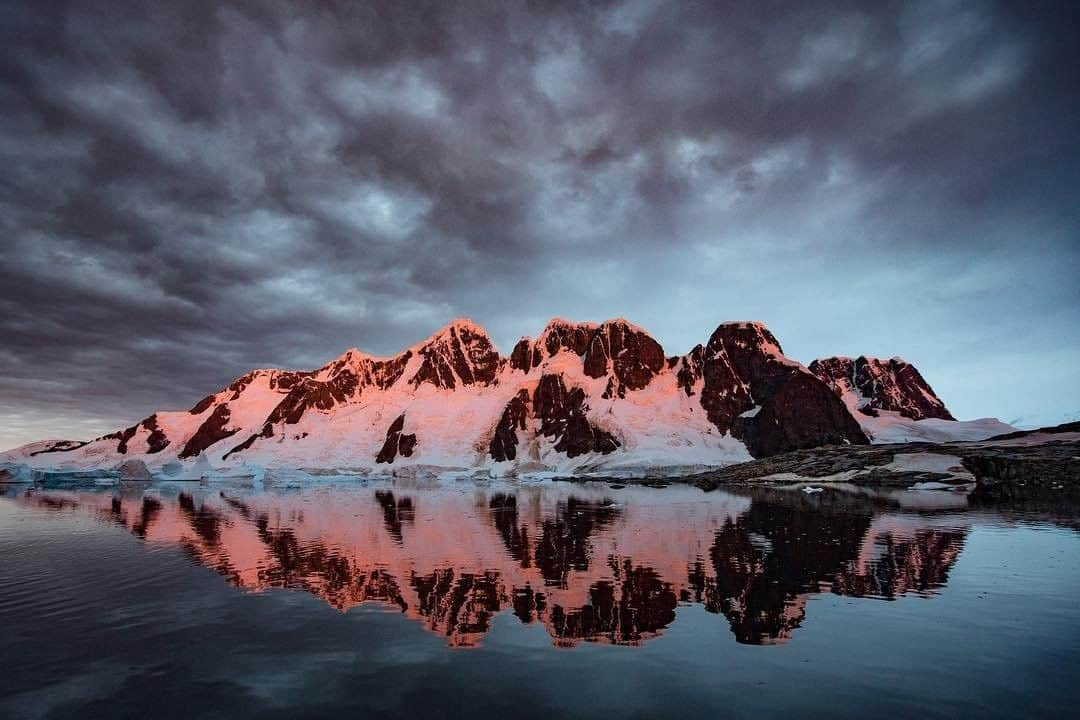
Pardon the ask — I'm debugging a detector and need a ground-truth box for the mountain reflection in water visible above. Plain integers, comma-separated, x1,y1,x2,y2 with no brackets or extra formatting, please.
13,479,974,647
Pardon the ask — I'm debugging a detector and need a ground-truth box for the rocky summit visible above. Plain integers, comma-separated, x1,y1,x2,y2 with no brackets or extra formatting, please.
1,318,1014,475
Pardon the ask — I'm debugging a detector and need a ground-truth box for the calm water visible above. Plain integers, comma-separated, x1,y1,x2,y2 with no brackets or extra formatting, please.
1,475,1078,719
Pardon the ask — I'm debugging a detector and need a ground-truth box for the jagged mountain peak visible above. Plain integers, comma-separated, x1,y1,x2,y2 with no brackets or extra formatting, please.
512,316,666,397
707,320,785,358
425,316,491,342
809,355,954,421
407,318,501,390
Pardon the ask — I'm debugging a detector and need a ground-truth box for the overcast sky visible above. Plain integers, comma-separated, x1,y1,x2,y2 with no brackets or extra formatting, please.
2,0,1078,450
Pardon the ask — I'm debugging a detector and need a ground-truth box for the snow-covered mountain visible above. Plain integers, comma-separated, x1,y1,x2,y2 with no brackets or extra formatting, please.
809,355,1013,443
3,318,1012,474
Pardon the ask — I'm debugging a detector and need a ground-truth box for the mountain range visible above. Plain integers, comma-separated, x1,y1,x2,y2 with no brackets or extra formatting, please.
4,318,1012,475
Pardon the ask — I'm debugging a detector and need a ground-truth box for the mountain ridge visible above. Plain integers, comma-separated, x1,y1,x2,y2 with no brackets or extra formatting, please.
2,317,1014,474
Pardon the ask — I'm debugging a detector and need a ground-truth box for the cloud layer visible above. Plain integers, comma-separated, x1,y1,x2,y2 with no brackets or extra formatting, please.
2,0,1078,448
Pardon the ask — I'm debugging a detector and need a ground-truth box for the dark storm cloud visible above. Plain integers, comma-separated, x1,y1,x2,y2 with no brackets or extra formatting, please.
2,0,1078,447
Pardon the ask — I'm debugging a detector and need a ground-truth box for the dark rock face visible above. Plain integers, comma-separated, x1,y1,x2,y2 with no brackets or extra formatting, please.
142,414,170,454
529,319,666,398
509,339,533,372
700,322,868,457
676,345,704,396
591,320,665,395
376,414,417,464
266,374,358,425
541,321,593,358
698,339,753,432
227,372,259,400
102,424,139,455
490,390,530,462
189,394,217,415
223,426,269,460
809,356,955,421
179,404,238,459
411,322,501,390
533,375,619,458
733,372,871,458
962,444,1080,489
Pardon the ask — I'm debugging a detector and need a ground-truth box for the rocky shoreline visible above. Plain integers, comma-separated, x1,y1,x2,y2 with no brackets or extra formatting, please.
687,422,1080,492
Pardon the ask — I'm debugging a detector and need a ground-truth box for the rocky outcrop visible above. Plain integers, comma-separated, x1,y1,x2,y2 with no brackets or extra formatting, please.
179,404,238,459
533,375,619,458
675,345,704,396
142,414,170,454
513,319,665,398
490,390,531,462
410,321,501,389
699,322,869,457
376,414,417,464
809,355,954,421
101,424,139,455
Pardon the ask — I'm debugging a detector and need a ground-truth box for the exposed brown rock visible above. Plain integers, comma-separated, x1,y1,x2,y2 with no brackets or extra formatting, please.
142,414,170,454
411,322,500,390
227,372,258,400
533,374,619,458
509,339,533,372
398,432,417,458
188,394,217,415
376,414,417,464
701,322,868,457
102,424,139,455
26,317,970,469
530,319,665,397
542,320,592,358
676,345,705,396
224,351,415,457
490,389,530,461
604,320,665,391
179,404,238,459
223,423,273,460
809,355,955,421
583,332,609,379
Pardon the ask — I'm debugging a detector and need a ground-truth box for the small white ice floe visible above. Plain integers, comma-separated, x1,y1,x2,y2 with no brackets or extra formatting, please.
801,486,824,494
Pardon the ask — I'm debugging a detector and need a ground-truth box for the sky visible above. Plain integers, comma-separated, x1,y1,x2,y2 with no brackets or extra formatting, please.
1,0,1078,450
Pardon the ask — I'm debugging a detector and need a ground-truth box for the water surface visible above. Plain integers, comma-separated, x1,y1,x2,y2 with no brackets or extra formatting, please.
1,476,1078,718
